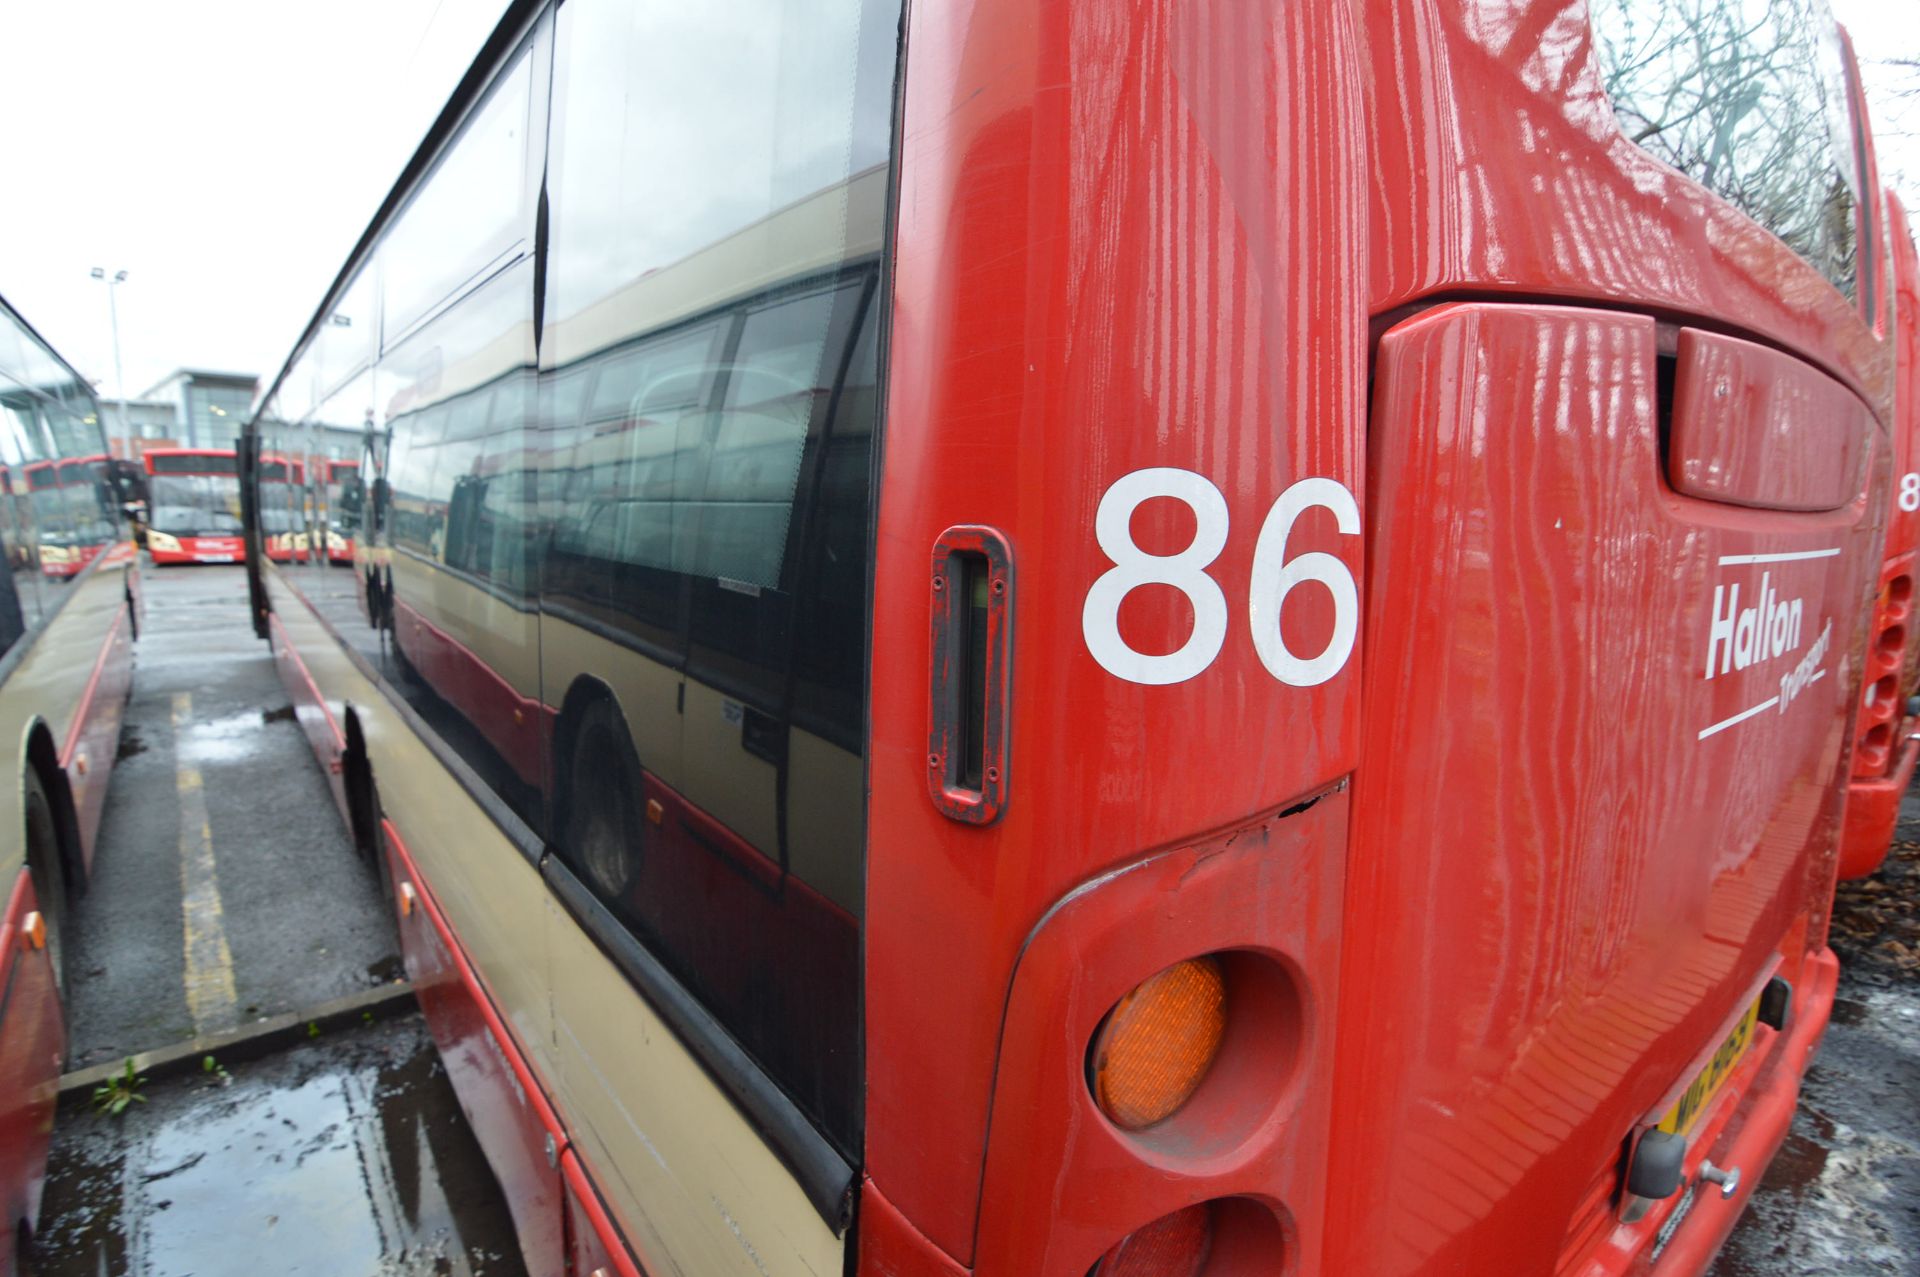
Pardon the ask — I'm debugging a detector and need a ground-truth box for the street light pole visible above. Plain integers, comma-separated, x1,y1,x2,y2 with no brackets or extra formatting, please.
88,267,131,451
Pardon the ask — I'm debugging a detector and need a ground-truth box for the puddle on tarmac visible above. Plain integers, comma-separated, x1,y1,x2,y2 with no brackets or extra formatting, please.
176,711,275,766
33,1015,526,1276
368,954,407,986
115,727,148,762
262,704,298,725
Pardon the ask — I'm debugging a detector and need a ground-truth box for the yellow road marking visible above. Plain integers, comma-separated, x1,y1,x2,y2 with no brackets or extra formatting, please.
173,693,237,1033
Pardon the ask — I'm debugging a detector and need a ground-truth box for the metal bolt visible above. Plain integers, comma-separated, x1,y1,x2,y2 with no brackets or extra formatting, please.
932,576,944,591
991,578,1005,595
1698,1160,1740,1199
985,766,1000,784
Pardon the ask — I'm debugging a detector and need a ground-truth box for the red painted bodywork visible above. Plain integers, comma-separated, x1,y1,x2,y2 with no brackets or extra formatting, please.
60,602,136,876
866,0,1367,1265
1839,193,1920,880
1669,330,1867,513
391,597,542,784
269,609,350,825
560,1150,644,1277
0,871,64,1272
1332,303,1873,1276
249,1,1902,1273
148,534,245,566
860,2,1890,1275
381,818,568,1277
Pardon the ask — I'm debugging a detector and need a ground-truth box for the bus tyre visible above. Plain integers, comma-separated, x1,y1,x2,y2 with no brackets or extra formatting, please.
564,698,645,902
23,768,68,997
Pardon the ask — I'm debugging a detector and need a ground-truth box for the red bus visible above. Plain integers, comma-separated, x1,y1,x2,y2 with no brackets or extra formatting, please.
260,455,311,564
143,448,245,566
1839,191,1920,880
23,458,114,581
0,296,137,1271
246,2,1902,1275
322,459,361,565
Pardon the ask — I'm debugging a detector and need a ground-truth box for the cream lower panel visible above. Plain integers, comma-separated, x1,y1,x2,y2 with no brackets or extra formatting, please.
783,728,863,918
266,571,553,1073
0,560,131,883
410,553,540,699
544,890,844,1277
539,614,683,791
678,680,777,857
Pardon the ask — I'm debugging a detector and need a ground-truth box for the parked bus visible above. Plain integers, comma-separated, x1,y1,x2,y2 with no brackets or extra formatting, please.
143,447,244,566
22,459,113,581
1839,191,1920,880
260,456,311,565
0,294,137,1272
245,2,1902,1275
323,459,362,565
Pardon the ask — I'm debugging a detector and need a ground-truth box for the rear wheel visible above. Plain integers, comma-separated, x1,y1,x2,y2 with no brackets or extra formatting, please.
23,768,67,997
564,698,645,902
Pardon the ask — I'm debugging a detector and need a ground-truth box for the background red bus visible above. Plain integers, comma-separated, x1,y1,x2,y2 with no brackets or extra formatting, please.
260,456,309,565
143,449,244,566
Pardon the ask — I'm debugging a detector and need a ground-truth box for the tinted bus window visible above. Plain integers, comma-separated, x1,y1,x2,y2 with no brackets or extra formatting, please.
382,51,532,342
1591,0,1859,296
540,0,898,1156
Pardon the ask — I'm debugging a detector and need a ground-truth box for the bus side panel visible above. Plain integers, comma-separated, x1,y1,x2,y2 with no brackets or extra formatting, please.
0,870,64,1262
381,819,566,1277
868,0,1369,1256
1839,192,1920,880
1332,304,1876,1277
543,888,846,1277
263,573,555,1082
265,571,840,1276
267,603,350,829
60,571,135,875
559,1150,643,1277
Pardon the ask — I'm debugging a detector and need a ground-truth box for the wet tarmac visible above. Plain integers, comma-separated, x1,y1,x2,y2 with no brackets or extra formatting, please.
31,1014,527,1277
1710,802,1920,1274
63,565,400,1067
32,563,528,1275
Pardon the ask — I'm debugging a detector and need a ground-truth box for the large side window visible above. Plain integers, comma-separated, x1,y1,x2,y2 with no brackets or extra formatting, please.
381,50,532,345
1591,0,1860,298
540,0,899,1157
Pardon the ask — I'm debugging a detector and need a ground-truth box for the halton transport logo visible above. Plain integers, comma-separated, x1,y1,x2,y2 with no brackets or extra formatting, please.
1697,549,1837,741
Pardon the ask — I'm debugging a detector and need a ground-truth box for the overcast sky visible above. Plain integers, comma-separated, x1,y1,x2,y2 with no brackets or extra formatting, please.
0,0,1914,410
0,0,507,401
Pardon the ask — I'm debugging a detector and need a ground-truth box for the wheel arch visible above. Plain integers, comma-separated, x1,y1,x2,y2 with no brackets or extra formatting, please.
19,716,82,898
340,704,378,866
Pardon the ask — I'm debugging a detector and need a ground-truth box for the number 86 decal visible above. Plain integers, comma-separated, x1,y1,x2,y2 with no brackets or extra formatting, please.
1081,468,1361,687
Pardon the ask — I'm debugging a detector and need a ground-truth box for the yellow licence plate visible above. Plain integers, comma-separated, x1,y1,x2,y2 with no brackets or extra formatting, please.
1657,998,1761,1138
